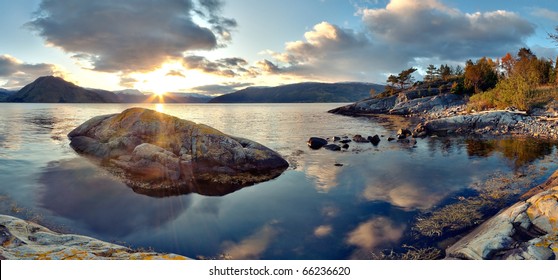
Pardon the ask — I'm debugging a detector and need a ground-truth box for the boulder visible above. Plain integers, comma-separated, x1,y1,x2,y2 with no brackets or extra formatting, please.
323,144,341,151
368,135,381,145
307,137,328,149
0,215,188,260
352,134,369,143
68,108,289,196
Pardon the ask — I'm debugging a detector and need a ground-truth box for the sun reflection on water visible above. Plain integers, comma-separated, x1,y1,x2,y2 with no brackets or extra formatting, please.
155,103,164,113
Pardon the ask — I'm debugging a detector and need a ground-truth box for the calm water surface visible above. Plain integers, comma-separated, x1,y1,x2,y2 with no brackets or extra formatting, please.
0,103,557,259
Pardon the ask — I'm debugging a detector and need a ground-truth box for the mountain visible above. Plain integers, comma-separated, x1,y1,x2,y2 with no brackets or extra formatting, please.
0,88,16,101
6,76,119,103
208,82,385,103
110,91,212,103
162,92,212,103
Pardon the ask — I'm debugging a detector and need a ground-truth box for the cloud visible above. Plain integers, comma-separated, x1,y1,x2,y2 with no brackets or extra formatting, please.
361,0,534,59
165,70,186,78
183,55,254,77
531,7,558,22
190,82,253,94
263,0,536,83
27,0,236,73
0,54,61,88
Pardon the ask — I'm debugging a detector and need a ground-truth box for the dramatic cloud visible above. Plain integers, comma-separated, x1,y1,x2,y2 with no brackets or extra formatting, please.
27,0,236,73
0,54,61,88
183,55,254,77
264,0,536,83
362,0,535,59
190,82,253,94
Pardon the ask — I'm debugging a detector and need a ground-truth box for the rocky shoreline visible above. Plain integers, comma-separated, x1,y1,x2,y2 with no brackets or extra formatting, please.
328,84,558,259
0,215,188,260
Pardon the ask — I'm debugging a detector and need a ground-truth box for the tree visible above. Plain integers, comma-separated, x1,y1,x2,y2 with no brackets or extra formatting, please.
464,57,498,93
501,53,515,78
517,48,536,61
387,74,399,88
397,67,417,89
550,26,558,46
425,64,438,82
439,64,452,81
453,65,464,76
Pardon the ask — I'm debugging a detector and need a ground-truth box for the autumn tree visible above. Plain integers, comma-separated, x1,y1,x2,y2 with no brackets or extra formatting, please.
500,53,515,78
464,57,498,93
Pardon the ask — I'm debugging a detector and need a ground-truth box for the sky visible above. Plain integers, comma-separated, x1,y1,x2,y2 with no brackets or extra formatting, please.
0,0,557,95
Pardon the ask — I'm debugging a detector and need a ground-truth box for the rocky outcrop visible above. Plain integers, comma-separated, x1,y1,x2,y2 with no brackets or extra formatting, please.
68,108,288,196
412,110,558,139
388,94,465,115
446,171,558,260
328,81,465,116
0,215,188,260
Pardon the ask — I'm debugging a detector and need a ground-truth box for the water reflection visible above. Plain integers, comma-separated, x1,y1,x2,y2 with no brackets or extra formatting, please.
222,222,279,260
466,138,556,169
346,217,405,250
313,225,333,238
2,103,558,259
38,158,190,237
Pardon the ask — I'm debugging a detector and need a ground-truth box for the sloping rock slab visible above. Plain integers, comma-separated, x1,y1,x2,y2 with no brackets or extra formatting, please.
68,108,288,196
0,215,188,260
446,177,558,260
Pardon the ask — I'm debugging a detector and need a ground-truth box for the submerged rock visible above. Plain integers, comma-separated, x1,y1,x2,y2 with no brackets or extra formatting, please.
0,215,188,260
323,144,341,151
446,171,558,260
68,108,288,196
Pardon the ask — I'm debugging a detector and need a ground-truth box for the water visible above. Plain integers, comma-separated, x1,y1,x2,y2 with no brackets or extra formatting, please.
1,103,557,259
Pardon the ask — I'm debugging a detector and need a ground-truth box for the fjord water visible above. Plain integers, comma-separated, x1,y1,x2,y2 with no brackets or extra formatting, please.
1,103,557,259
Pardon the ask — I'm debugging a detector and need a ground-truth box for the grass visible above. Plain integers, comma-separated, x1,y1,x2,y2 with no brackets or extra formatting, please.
371,245,443,260
467,83,558,112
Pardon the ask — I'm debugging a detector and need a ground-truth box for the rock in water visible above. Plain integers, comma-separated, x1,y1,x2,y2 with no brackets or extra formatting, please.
368,135,381,145
307,137,328,149
68,108,289,196
323,144,341,151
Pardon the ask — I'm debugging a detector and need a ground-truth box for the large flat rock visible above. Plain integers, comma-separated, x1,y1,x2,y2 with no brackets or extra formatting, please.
68,108,288,196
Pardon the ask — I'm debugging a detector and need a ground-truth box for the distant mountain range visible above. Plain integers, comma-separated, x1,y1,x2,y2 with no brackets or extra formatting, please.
2,76,211,103
1,76,384,104
208,82,384,103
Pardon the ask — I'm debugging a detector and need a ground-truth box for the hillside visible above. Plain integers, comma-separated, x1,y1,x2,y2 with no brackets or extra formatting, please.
6,76,119,103
208,82,384,103
0,88,16,101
